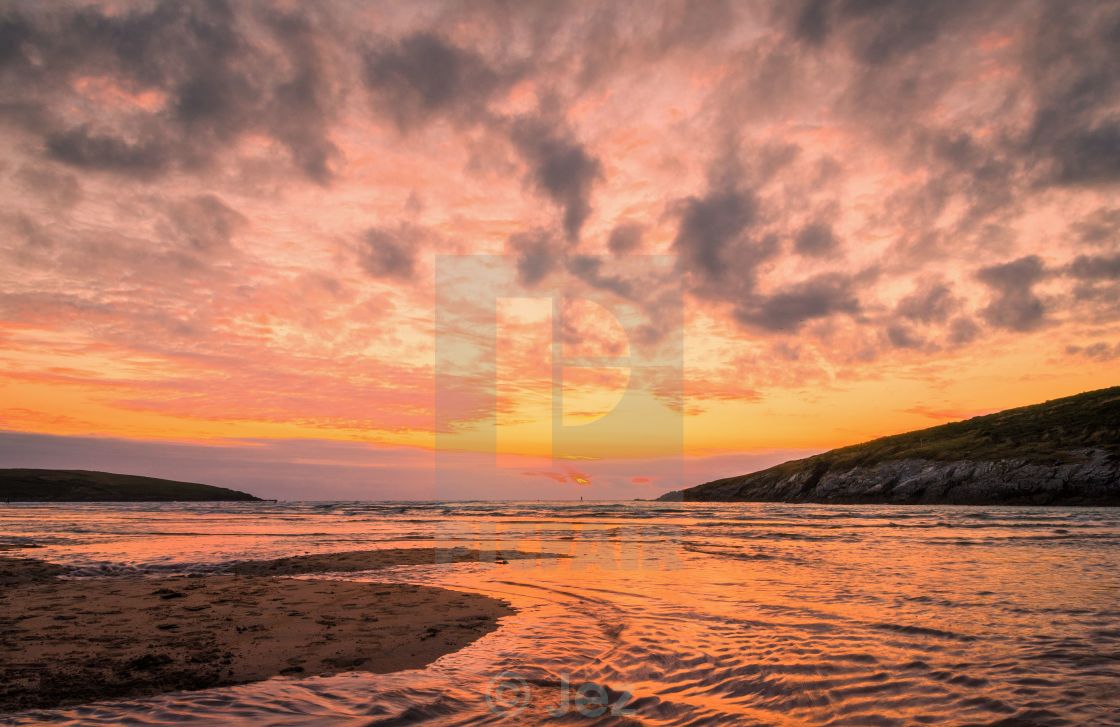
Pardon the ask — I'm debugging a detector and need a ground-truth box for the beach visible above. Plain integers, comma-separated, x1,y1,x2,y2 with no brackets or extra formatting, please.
1,501,1118,724
0,547,558,713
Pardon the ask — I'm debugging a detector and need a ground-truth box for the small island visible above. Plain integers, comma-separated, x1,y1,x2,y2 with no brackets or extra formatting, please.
0,469,261,502
661,386,1120,505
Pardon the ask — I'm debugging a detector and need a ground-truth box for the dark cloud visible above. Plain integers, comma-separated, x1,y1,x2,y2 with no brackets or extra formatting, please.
919,130,1017,226
773,1,1031,282
1066,342,1120,361
976,255,1047,331
734,273,861,332
359,225,422,280
947,316,980,346
507,229,560,287
362,34,600,243
1021,3,1120,186
571,0,739,88
565,255,632,298
0,1,339,183
608,222,644,254
672,187,760,284
791,0,830,45
895,280,958,324
1072,208,1120,248
259,9,340,182
653,0,737,55
362,32,509,131
3,213,51,256
45,126,170,176
165,195,246,254
788,0,991,66
886,322,923,349
794,222,837,257
0,12,33,68
509,117,602,242
782,0,1120,267
1067,254,1120,281
668,159,874,334
1071,278,1120,303
1037,126,1120,186
1066,253,1120,323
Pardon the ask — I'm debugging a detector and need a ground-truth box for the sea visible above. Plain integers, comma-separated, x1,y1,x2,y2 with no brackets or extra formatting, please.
2,501,1119,725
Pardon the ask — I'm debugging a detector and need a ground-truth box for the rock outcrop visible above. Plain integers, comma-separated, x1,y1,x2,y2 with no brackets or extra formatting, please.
661,386,1120,505
664,448,1120,505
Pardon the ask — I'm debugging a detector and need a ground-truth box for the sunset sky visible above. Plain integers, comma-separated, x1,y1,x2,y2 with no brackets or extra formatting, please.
0,0,1117,499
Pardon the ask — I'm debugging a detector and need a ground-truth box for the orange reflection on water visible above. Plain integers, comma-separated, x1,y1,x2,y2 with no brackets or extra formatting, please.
3,501,1118,725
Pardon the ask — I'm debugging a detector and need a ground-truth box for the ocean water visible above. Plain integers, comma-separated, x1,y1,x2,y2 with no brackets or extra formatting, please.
2,501,1119,726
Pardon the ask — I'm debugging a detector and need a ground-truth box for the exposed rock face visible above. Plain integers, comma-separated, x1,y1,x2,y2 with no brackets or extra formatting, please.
663,448,1120,505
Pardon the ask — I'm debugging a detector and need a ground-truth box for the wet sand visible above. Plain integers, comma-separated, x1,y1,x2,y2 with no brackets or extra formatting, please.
0,548,561,713
222,545,561,576
0,555,69,586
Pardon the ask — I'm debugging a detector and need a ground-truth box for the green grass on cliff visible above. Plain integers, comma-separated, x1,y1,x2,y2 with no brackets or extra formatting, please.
0,469,261,502
808,385,1120,469
824,385,1120,465
689,386,1120,495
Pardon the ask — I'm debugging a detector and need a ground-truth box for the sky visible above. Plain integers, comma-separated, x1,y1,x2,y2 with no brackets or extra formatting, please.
0,0,1118,500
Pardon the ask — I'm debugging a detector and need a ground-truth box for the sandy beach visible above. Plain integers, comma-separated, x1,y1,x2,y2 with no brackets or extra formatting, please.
0,547,560,713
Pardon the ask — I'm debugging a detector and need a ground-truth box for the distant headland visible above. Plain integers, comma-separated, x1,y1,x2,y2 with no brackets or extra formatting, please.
661,386,1120,506
0,469,261,502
